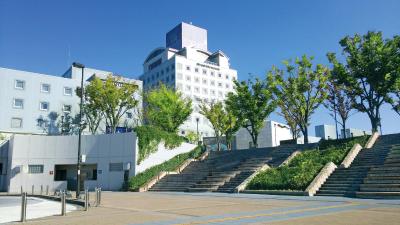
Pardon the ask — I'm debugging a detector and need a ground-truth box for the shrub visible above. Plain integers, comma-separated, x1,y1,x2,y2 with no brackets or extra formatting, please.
134,125,185,164
247,135,369,191
128,146,203,191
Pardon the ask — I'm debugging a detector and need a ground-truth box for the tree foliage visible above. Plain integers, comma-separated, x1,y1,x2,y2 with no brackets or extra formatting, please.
268,55,329,143
226,78,276,148
82,75,139,134
199,102,225,151
327,31,400,132
324,81,355,138
144,84,192,134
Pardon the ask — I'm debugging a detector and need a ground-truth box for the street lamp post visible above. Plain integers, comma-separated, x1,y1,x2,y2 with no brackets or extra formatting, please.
196,118,200,143
72,62,85,199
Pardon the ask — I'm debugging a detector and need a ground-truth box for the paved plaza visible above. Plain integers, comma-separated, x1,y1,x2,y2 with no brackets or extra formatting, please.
18,192,400,225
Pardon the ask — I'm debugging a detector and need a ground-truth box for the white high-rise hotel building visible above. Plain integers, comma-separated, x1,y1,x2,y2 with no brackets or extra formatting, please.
139,22,238,137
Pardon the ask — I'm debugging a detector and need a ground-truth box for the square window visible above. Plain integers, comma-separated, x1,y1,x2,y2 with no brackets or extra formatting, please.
11,117,23,128
186,85,191,91
202,79,207,85
195,68,199,73
15,80,25,90
40,102,49,111
194,77,200,83
126,112,133,119
225,84,229,89
28,165,44,174
186,75,191,81
218,82,222,87
202,88,208,94
194,87,200,93
202,69,207,75
218,73,222,78
13,98,24,109
177,63,182,70
177,73,183,80
41,83,50,93
186,66,191,71
225,75,229,79
211,71,215,76
64,87,73,96
63,104,71,113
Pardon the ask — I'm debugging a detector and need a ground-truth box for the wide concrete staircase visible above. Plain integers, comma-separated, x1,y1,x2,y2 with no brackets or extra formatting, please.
149,145,303,192
316,133,400,198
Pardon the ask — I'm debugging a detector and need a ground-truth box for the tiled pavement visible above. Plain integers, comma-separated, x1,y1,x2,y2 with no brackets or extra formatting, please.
20,192,400,225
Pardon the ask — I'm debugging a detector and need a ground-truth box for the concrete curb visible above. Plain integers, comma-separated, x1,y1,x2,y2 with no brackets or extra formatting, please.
365,132,380,149
340,143,363,168
241,190,307,196
305,162,337,196
235,164,270,193
279,150,301,167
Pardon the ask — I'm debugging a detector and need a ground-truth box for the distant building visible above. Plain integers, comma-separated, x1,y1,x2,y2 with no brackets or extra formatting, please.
315,124,337,140
0,66,142,135
234,120,292,150
139,22,238,138
315,124,371,139
342,128,371,138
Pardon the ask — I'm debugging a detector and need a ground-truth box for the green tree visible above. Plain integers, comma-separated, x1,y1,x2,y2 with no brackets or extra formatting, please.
226,78,276,148
324,81,355,138
83,75,139,133
278,105,300,141
388,77,400,116
221,107,241,150
268,55,329,143
145,84,192,133
200,102,225,151
76,84,103,134
327,31,400,132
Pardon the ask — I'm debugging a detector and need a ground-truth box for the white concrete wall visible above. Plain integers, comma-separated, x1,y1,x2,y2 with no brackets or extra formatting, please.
6,133,137,193
234,121,292,150
135,142,197,174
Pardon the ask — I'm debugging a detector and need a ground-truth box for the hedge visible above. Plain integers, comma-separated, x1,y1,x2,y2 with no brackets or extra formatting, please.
128,146,203,191
247,135,369,191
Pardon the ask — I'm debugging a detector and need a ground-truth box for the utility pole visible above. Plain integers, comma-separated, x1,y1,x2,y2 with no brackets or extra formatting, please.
73,62,85,198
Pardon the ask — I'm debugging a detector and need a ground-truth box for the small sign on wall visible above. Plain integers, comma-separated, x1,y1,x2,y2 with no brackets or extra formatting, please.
49,171,53,175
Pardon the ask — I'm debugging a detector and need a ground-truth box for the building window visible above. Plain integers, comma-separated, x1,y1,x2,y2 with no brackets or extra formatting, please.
40,102,49,111
218,73,222,78
41,83,51,93
13,98,24,109
186,66,191,71
211,90,216,96
177,73,183,80
109,163,123,172
210,71,215,76
195,68,199,73
225,84,230,89
202,69,207,75
194,77,200,83
11,117,23,128
63,104,71,113
15,80,25,90
171,64,175,70
186,85,191,91
225,75,229,79
211,81,215,86
28,165,44,174
177,83,183,90
202,88,208,95
64,87,73,96
218,91,223,97
126,112,133,119
194,87,200,93
202,79,207,85
218,82,222,87
177,63,182,70
186,75,191,81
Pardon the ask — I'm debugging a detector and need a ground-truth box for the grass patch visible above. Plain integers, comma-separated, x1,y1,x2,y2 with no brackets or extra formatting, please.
247,136,369,191
128,146,203,191
134,125,186,164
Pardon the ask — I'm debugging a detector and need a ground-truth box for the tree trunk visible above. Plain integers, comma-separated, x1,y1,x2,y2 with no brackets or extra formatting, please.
342,121,346,139
369,114,379,133
303,127,309,144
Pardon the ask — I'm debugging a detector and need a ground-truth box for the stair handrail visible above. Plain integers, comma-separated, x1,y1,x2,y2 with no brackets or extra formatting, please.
365,132,380,149
235,164,270,193
279,150,301,167
305,162,337,196
340,143,363,168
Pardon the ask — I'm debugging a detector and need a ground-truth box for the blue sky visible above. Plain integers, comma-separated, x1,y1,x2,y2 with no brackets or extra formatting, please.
1,0,399,135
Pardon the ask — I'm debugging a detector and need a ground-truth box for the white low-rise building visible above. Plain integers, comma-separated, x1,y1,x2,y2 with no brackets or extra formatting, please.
139,22,238,138
0,66,142,135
